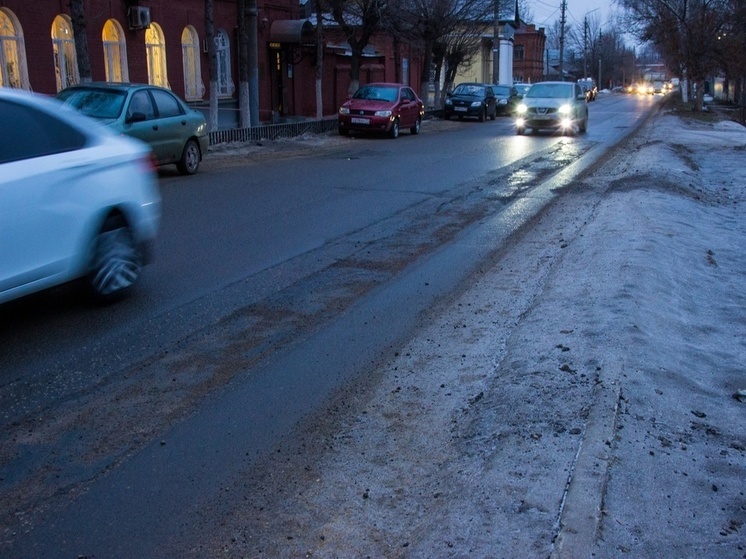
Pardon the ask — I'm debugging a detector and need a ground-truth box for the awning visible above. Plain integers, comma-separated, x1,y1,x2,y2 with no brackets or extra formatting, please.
269,20,315,44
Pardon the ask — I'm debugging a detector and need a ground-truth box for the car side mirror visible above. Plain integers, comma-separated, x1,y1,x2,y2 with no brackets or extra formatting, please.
127,111,147,123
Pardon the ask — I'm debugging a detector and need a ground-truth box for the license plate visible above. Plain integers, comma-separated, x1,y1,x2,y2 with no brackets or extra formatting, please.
351,117,369,124
454,107,467,112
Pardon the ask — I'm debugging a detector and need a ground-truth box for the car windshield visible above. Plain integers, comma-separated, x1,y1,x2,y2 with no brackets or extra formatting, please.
56,88,127,119
515,85,531,94
353,85,399,102
527,83,573,99
492,86,511,96
453,84,484,96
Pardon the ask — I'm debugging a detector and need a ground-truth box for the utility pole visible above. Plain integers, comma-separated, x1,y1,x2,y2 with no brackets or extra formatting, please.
583,16,588,79
493,0,500,83
558,0,566,81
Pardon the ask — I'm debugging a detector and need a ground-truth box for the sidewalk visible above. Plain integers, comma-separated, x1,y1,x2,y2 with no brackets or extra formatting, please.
196,105,746,558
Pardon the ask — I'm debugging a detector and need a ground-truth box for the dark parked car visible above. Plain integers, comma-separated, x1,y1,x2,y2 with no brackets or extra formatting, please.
514,81,589,135
443,83,497,121
56,83,209,175
489,84,521,115
338,82,424,139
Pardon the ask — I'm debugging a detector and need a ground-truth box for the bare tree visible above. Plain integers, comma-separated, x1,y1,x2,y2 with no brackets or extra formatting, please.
393,0,492,107
325,0,387,95
237,0,251,127
69,0,91,83
315,0,326,117
205,0,219,132
619,0,733,110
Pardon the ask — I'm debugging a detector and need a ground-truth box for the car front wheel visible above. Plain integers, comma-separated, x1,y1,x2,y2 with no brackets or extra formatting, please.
388,118,400,139
88,217,141,302
177,139,201,175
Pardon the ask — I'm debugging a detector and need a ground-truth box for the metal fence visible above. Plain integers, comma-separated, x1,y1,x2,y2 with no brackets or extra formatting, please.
209,118,339,146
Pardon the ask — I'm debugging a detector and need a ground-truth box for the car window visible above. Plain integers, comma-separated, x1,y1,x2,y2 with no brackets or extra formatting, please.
453,84,484,96
493,86,511,96
151,89,184,118
0,99,87,164
527,83,573,99
353,85,398,102
55,88,127,119
127,91,155,121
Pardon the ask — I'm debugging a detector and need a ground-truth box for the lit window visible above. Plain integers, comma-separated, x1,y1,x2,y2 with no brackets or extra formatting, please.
0,8,30,89
215,29,234,97
145,22,169,88
51,14,79,92
181,26,204,100
102,19,129,82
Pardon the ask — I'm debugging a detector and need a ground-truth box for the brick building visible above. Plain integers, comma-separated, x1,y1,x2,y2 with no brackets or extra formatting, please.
0,0,423,125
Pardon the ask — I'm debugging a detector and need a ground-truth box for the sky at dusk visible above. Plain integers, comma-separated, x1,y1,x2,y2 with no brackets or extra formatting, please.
527,0,618,31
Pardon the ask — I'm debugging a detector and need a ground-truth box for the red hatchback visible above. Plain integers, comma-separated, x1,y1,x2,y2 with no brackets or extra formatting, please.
338,83,424,139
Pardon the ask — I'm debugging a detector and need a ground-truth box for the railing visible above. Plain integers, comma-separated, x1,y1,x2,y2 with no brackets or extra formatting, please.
209,118,339,146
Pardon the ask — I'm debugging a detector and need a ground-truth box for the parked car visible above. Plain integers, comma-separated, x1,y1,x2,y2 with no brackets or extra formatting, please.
0,87,161,304
443,83,497,121
56,83,209,175
338,83,424,139
489,84,521,115
514,81,589,135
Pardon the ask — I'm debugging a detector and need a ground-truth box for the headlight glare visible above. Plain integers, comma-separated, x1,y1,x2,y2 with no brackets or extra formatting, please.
516,104,527,114
558,104,571,115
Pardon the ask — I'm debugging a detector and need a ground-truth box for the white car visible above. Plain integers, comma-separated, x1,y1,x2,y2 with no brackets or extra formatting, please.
0,88,161,304
514,81,589,135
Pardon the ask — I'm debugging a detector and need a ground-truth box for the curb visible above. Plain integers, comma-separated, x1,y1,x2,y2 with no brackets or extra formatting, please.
550,371,623,559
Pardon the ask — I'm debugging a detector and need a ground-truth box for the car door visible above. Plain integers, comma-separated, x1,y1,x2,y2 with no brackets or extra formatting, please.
399,87,417,128
149,88,189,164
0,98,90,298
122,90,164,160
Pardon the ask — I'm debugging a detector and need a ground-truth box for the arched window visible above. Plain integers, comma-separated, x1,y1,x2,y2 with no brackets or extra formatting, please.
215,28,234,97
0,8,30,89
181,26,204,100
145,22,168,88
102,19,128,82
51,14,78,91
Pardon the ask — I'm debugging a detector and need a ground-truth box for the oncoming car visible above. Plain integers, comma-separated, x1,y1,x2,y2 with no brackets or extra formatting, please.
56,83,209,175
0,88,161,305
514,81,589,135
338,83,424,139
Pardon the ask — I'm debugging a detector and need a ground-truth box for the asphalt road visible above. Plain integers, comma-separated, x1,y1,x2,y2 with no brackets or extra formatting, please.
0,92,658,557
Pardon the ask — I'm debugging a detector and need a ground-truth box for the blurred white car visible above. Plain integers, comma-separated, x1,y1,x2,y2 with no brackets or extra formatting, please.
0,88,161,304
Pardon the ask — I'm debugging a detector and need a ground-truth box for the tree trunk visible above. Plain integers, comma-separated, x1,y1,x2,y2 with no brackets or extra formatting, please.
419,42,433,109
247,0,260,125
315,2,325,118
70,0,91,83
205,0,219,132
237,0,251,128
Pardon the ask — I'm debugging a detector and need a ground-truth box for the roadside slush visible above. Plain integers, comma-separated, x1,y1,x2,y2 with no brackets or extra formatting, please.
194,102,746,558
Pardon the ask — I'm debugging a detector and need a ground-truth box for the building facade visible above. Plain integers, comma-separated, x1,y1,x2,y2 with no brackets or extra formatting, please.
0,0,423,126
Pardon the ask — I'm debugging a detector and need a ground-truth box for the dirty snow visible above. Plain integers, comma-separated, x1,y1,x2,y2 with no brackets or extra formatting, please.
188,111,746,558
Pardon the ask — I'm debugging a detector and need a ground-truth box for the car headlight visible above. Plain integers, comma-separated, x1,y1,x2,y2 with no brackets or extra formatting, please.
374,110,392,117
498,99,507,105
445,98,453,106
516,104,527,114
339,107,350,115
558,104,572,115
471,101,482,107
